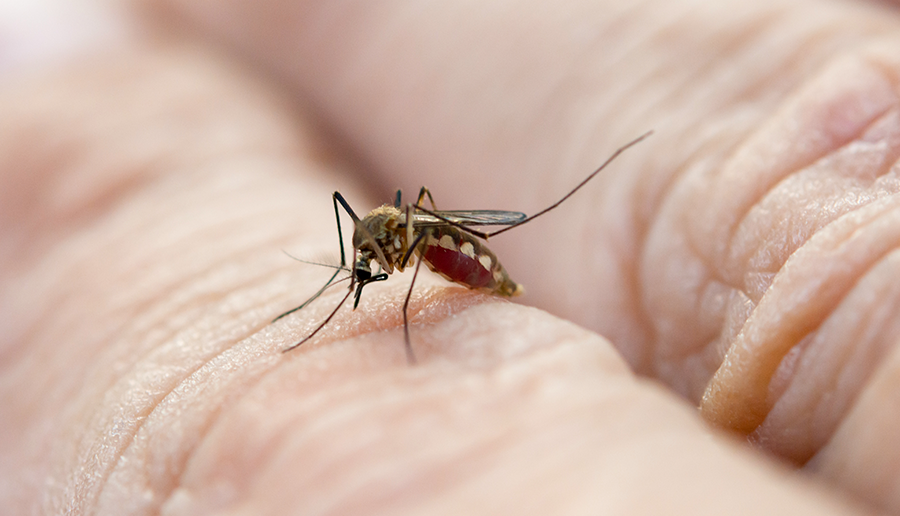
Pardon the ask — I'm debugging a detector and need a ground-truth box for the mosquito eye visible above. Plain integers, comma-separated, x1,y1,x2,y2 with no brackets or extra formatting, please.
356,268,371,281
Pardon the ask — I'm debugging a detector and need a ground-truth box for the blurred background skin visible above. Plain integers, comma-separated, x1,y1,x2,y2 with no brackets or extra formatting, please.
4,0,900,514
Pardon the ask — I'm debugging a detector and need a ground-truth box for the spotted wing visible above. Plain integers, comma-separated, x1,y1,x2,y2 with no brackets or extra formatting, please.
409,210,527,227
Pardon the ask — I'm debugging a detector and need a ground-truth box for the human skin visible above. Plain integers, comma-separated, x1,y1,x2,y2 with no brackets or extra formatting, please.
3,0,900,514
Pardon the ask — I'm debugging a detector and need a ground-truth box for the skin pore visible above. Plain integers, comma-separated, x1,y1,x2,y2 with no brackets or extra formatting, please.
4,0,900,514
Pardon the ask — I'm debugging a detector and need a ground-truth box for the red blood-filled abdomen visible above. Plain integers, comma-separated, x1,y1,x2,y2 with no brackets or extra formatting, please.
421,243,492,289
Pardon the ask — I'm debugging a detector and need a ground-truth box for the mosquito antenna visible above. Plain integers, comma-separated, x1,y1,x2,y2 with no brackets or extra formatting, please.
487,130,652,238
281,250,350,272
282,286,355,352
272,269,352,323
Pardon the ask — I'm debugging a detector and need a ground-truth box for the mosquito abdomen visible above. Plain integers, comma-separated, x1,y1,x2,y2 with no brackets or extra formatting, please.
419,226,523,297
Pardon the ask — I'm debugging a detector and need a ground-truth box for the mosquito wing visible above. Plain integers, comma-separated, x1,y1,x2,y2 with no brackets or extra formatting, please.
410,210,527,227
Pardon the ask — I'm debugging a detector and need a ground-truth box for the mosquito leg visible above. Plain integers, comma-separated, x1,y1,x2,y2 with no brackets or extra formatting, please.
333,191,362,224
274,193,353,323
282,286,354,352
331,192,352,268
272,267,343,322
334,191,391,274
402,242,425,364
401,231,428,269
416,187,438,210
405,202,417,264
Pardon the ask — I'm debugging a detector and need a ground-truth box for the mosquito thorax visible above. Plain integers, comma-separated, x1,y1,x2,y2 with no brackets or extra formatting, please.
353,205,403,245
352,204,411,272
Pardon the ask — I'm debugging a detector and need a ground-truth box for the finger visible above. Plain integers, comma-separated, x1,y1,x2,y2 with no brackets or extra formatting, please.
165,304,863,516
0,37,366,513
153,0,900,512
0,19,871,516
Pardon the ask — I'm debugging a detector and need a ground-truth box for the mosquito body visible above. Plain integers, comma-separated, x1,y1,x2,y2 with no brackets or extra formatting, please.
354,202,525,297
275,131,652,363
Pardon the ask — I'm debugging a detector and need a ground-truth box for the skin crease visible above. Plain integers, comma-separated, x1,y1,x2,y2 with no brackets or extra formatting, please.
5,0,900,515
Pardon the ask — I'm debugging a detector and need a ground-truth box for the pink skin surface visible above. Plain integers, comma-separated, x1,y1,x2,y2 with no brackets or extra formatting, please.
4,0,900,514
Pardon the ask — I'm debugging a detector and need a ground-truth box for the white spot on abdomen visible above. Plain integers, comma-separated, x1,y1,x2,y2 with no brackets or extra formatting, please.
438,234,455,250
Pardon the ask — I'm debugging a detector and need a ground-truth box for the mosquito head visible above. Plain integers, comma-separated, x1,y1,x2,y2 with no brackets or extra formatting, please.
352,206,403,274
354,256,373,282
346,205,402,310
351,257,388,309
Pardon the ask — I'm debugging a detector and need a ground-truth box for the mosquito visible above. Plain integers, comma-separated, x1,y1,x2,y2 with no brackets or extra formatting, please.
274,131,652,363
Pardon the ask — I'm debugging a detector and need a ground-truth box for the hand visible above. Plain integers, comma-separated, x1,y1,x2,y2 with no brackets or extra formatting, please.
2,0,899,514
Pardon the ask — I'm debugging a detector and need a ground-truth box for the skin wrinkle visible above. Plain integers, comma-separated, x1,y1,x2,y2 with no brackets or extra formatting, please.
0,177,155,359
648,8,780,116
618,11,775,352
96,289,332,511
633,14,893,382
720,62,897,288
716,103,900,417
110,355,274,512
111,287,496,513
738,101,897,278
806,329,900,509
55,180,290,348
572,4,795,371
0,51,332,512
65,252,291,512
616,199,655,372
151,298,460,512
109,338,279,510
642,49,900,399
674,228,728,382
628,3,877,139
161,315,632,515
731,99,900,308
2,64,286,265
110,213,281,325
0,73,306,348
644,190,724,393
320,386,604,515
9,221,229,468
703,197,900,434
754,248,900,464
791,338,842,458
